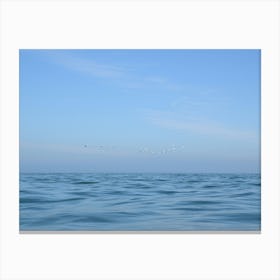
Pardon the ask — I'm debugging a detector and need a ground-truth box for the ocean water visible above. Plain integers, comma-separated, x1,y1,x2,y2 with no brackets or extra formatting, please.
20,173,261,231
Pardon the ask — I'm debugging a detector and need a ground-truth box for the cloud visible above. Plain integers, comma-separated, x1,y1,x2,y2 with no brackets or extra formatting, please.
44,51,125,79
144,76,166,84
170,89,230,111
141,75,187,91
146,109,258,142
43,51,187,92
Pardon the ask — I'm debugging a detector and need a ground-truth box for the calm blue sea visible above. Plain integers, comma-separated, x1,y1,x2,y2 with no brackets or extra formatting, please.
20,173,261,231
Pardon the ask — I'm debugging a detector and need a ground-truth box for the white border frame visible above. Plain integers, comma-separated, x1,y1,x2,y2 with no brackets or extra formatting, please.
1,0,279,279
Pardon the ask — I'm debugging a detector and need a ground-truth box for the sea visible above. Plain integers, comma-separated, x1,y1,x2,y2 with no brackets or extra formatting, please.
20,173,261,231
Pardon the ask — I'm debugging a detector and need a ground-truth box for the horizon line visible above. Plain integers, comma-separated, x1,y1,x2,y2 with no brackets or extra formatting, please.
20,171,261,174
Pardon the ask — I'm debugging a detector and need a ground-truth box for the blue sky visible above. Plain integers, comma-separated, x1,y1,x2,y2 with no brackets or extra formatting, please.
20,49,260,173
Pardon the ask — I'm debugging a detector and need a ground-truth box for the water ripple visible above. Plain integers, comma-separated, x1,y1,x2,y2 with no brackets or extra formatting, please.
20,173,261,231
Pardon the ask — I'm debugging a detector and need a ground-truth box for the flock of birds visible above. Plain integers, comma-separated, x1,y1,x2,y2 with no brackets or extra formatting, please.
83,144,185,156
137,145,185,155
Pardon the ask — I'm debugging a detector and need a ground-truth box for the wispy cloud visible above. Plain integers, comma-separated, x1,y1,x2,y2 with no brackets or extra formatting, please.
144,76,166,85
170,89,230,111
44,51,125,79
43,51,187,92
146,109,257,142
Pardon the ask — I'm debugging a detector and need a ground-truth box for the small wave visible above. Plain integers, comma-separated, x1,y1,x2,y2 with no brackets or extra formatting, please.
157,190,178,195
68,191,95,197
129,183,151,189
113,211,138,217
189,200,222,205
74,215,113,223
73,181,99,185
111,201,130,206
20,197,48,204
225,212,260,222
230,191,256,198
172,207,207,211
203,185,218,188
20,197,84,204
250,183,261,186
106,190,126,195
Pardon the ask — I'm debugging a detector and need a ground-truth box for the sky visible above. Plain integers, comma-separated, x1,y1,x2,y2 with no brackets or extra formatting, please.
20,49,260,173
